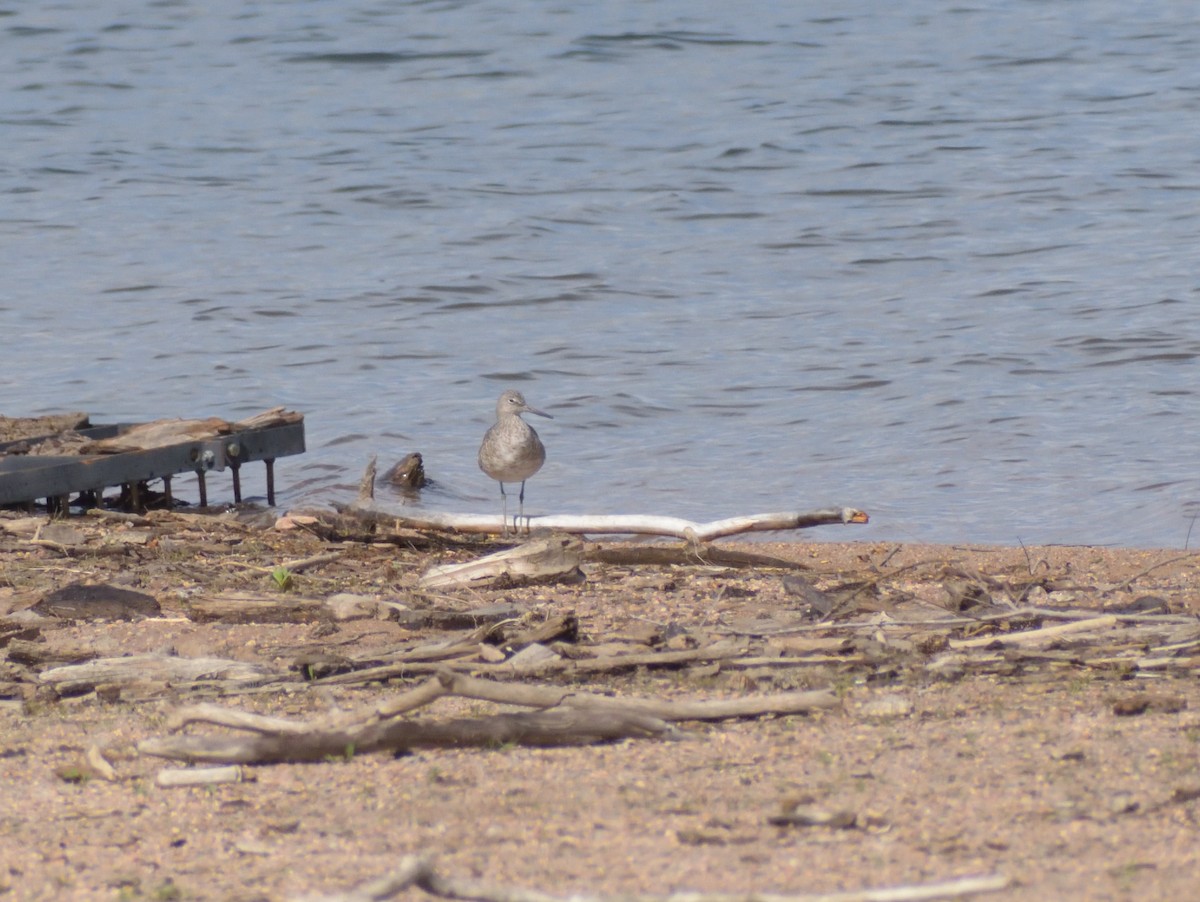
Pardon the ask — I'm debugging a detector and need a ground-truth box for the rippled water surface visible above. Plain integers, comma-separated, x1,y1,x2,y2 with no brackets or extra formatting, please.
3,1,1199,547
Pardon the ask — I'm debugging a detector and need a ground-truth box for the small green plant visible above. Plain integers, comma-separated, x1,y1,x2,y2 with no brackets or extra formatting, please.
152,879,184,902
271,566,294,592
57,767,91,784
1066,674,1093,693
325,743,356,763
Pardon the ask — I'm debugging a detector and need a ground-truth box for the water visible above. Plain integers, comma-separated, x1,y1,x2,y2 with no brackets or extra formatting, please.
2,0,1198,548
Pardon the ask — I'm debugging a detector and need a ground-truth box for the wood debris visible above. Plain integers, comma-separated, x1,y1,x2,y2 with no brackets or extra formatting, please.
295,854,1010,902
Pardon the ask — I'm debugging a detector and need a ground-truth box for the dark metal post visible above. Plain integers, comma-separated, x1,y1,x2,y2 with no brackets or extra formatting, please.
265,458,276,506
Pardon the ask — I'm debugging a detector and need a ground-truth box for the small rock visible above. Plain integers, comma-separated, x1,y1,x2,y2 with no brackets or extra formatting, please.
1109,793,1139,816
676,828,728,846
324,593,379,621
507,642,560,670
1121,595,1169,614
860,694,913,719
105,530,154,546
1024,585,1048,604
274,514,319,531
1113,693,1187,717
1171,786,1200,804
1052,748,1087,762
768,804,858,829
478,643,508,663
665,633,699,651
37,523,88,547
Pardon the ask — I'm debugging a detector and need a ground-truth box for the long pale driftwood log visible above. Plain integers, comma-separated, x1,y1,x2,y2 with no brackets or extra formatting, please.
296,854,1011,902
138,670,838,765
342,499,869,541
347,456,865,540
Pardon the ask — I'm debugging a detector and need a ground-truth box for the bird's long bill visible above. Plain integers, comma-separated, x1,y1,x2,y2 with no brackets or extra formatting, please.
526,405,553,419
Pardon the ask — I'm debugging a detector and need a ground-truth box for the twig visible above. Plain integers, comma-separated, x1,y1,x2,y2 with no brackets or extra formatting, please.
281,551,345,573
876,545,903,568
1110,553,1199,594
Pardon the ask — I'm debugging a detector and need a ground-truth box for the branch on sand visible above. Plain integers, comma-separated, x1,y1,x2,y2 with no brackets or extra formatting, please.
343,498,869,542
295,853,1011,902
137,670,838,766
344,455,868,541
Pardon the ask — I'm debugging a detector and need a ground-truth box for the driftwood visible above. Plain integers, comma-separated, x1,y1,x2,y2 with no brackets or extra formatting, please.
587,544,816,570
138,670,838,765
185,591,333,625
949,614,1119,649
141,706,675,764
348,456,866,541
39,654,278,695
420,534,585,589
342,497,868,541
297,854,1011,902
311,638,756,685
156,765,245,787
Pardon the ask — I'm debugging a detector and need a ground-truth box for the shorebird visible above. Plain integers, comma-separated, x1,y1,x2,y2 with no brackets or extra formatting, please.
478,389,552,532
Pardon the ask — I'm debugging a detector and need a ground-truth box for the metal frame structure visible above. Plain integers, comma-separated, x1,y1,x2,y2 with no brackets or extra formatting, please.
0,420,305,510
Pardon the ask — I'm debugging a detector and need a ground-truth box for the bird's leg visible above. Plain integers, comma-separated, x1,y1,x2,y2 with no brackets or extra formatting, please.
517,480,527,533
499,482,510,536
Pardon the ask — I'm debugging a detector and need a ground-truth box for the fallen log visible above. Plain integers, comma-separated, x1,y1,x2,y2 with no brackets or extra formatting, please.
144,705,678,764
185,591,332,625
139,669,838,765
587,544,815,570
140,704,677,764
341,499,868,541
